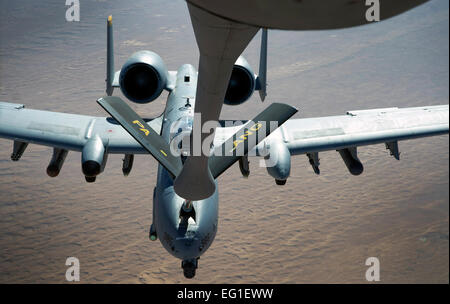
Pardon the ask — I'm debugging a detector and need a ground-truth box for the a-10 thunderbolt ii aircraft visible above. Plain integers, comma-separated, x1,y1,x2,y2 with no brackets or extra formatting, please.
0,1,448,278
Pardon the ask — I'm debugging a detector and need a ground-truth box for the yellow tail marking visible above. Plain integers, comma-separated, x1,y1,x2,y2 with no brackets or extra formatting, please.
160,150,168,157
132,120,150,136
229,123,263,152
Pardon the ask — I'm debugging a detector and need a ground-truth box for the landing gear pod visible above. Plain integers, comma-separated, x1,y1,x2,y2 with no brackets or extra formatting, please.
265,140,291,184
81,136,108,182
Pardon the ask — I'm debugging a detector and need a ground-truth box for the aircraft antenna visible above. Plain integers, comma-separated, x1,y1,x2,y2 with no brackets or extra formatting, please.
106,15,114,96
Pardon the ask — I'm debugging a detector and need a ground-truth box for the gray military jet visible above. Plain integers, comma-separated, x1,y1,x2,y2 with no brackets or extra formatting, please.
0,1,448,278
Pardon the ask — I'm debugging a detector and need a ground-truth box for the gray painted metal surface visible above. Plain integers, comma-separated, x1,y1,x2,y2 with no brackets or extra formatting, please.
174,3,259,200
187,0,429,30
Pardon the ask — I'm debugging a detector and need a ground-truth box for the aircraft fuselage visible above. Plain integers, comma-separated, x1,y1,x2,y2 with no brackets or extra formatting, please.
153,64,219,278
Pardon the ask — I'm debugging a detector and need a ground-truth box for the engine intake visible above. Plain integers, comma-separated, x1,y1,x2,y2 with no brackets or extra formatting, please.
119,51,168,104
224,56,256,106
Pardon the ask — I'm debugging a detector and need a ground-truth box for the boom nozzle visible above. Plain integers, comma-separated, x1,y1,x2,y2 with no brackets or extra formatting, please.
174,156,216,200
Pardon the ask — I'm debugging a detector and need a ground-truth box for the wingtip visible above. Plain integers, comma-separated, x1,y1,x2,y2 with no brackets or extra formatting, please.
107,15,112,25
271,102,298,114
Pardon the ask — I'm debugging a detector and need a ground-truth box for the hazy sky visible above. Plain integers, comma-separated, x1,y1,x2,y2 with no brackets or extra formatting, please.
0,0,448,283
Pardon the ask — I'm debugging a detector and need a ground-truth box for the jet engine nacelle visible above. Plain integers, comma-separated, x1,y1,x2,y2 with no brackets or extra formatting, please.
264,140,291,183
119,50,168,104
224,56,256,105
82,136,108,182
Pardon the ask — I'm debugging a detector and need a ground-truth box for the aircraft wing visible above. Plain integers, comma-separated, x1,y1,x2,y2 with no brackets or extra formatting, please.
1,101,447,180
212,105,449,153
246,105,448,177
214,104,448,178
0,101,161,155
279,105,448,155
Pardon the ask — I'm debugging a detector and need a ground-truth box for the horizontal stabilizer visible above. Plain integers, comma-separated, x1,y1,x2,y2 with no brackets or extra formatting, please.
97,96,182,177
209,102,297,179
